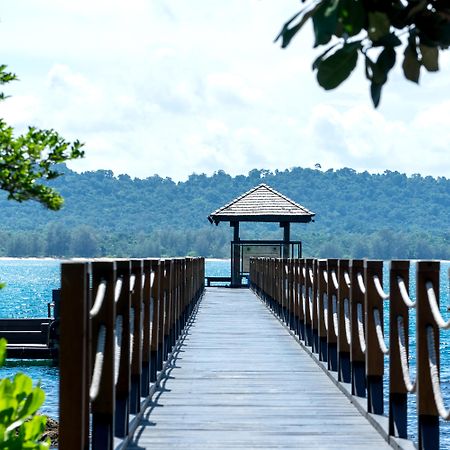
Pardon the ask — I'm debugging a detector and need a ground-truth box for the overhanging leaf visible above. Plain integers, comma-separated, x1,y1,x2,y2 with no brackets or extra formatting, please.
313,0,340,47
275,4,322,48
420,44,439,71
370,82,383,108
403,43,421,83
317,42,360,90
368,11,390,42
339,0,365,37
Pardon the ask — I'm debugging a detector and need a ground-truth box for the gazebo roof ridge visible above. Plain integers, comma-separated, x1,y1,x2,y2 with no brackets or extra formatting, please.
208,183,315,224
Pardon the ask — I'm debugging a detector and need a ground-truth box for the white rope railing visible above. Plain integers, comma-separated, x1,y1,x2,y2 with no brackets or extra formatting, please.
90,281,107,318
426,326,450,420
308,287,313,318
308,268,314,284
302,267,306,279
323,270,328,285
89,325,106,401
129,307,135,366
344,271,351,288
344,298,352,345
115,277,123,303
373,308,389,355
356,302,366,353
397,276,416,308
357,272,366,294
150,271,155,288
332,295,338,336
426,281,450,329
323,293,328,331
331,270,339,290
114,315,123,386
141,273,146,289
301,285,306,317
129,274,136,293
373,275,389,300
397,315,416,393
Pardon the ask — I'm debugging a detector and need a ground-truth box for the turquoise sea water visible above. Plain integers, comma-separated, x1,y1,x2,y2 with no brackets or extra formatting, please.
0,258,449,447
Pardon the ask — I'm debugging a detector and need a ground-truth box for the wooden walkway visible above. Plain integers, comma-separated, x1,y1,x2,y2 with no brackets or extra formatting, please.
127,288,393,450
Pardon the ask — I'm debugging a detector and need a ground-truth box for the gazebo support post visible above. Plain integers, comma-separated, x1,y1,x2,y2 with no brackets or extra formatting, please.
231,221,241,287
281,222,291,258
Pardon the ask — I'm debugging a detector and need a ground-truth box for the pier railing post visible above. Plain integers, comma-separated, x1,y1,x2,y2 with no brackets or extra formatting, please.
349,259,366,398
317,259,328,362
337,259,351,383
130,259,144,415
141,259,153,394
417,261,440,450
364,260,384,414
311,259,319,353
389,260,410,439
91,261,116,450
114,260,132,438
326,259,338,372
60,262,90,450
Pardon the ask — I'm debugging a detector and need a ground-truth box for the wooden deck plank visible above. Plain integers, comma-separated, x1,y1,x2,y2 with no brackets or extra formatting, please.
127,288,393,450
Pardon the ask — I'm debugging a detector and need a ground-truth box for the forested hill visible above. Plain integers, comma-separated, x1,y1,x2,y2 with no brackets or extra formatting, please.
0,166,449,259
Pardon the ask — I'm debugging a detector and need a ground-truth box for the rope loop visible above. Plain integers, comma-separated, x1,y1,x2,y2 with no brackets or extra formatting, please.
357,272,366,294
426,326,450,420
373,308,389,355
344,298,352,345
90,280,107,318
331,270,339,290
308,268,314,284
114,315,123,386
356,302,366,354
323,270,328,285
344,271,351,288
115,277,123,303
373,275,389,300
89,325,106,401
426,281,450,329
397,315,416,393
129,307,135,366
129,274,136,293
332,295,338,337
397,276,415,308
323,293,328,331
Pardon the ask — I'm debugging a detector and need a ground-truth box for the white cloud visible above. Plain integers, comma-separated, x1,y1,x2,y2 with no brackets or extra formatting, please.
0,1,449,180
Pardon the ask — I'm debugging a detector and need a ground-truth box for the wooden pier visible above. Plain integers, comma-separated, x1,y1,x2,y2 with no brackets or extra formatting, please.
57,257,450,450
127,287,392,449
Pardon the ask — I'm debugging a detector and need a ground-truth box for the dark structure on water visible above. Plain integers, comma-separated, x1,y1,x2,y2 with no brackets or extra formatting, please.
208,183,315,286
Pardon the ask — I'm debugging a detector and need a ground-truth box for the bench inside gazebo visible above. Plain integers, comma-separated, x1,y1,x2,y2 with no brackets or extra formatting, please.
208,183,315,287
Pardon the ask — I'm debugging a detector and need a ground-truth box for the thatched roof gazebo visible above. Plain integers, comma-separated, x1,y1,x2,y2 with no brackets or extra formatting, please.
208,184,315,287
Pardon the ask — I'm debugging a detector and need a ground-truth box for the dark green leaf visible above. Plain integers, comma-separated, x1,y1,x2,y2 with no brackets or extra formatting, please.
312,42,340,70
370,82,383,107
420,44,439,71
316,42,360,90
372,32,402,48
313,0,340,47
402,42,421,83
368,12,390,42
338,0,365,37
275,4,322,48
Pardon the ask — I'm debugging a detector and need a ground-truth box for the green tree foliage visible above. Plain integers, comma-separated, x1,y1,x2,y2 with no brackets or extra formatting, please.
0,166,448,260
0,65,84,210
276,1,450,106
0,339,49,449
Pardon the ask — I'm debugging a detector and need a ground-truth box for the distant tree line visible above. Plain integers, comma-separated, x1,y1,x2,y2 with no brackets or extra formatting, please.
0,165,448,260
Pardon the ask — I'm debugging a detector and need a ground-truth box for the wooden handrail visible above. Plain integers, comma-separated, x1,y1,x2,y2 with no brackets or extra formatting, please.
249,257,448,450
59,257,205,450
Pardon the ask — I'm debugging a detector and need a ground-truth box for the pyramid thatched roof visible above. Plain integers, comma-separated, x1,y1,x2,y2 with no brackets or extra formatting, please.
208,184,315,224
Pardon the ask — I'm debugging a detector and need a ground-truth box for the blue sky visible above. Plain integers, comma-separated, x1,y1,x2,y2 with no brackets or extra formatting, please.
1,1,449,180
